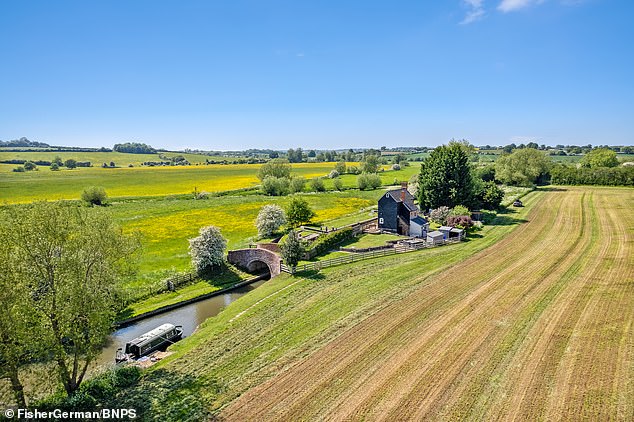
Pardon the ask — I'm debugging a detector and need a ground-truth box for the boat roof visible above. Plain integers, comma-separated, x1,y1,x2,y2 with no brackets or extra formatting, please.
127,323,176,348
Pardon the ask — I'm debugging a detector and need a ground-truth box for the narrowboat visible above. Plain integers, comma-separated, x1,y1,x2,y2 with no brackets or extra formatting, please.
116,323,183,363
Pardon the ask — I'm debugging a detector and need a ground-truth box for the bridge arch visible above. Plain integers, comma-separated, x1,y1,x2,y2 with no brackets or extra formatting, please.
227,247,281,278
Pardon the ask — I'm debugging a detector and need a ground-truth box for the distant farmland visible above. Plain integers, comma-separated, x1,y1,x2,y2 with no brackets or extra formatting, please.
221,187,633,421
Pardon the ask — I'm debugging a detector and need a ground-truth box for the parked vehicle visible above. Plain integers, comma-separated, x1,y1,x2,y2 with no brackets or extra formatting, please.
513,200,524,207
116,323,183,363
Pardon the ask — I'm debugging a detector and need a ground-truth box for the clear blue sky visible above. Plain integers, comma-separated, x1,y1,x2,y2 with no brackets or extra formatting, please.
1,0,632,150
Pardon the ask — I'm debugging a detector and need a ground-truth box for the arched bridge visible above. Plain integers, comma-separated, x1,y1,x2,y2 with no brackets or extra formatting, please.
227,247,281,278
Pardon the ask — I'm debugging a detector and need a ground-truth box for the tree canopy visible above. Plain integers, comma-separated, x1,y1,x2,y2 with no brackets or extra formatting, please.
495,148,551,186
1,202,140,397
257,158,292,181
580,148,619,168
286,197,315,227
189,226,227,275
113,142,156,154
417,143,474,209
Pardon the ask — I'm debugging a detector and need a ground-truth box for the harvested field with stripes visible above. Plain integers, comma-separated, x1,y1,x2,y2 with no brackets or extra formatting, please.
221,187,634,421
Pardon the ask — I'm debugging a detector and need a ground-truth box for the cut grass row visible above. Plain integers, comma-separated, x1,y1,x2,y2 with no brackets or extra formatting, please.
94,190,543,420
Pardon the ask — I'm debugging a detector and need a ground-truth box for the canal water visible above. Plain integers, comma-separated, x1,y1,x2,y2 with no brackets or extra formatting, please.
96,279,267,367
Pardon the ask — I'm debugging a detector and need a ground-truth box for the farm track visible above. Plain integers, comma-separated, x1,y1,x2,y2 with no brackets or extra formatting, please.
220,187,634,421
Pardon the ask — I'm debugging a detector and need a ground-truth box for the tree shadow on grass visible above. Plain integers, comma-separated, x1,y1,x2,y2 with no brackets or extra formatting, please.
108,368,214,421
537,186,567,192
490,215,528,226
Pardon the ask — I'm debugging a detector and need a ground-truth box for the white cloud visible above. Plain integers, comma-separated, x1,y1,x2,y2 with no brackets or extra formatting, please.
461,0,486,24
498,0,545,12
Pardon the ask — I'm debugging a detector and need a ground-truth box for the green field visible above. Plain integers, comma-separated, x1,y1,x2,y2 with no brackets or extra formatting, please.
108,190,380,289
0,149,222,166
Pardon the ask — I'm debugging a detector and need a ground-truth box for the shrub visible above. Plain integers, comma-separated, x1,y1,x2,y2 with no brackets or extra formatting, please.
261,176,290,196
255,204,287,237
306,227,354,258
447,215,473,231
391,164,401,171
289,176,306,193
430,206,451,224
328,170,340,179
50,163,60,171
347,165,360,174
13,166,25,172
81,186,108,206
333,178,343,191
188,226,227,274
64,158,77,169
334,161,346,174
310,177,326,192
357,173,382,190
23,161,37,171
286,197,315,227
451,205,470,216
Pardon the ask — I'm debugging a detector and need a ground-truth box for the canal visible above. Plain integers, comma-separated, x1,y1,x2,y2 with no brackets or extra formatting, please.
96,278,268,367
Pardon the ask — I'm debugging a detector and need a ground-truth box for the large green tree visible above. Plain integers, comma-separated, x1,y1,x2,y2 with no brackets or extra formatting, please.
417,143,474,209
495,148,551,186
286,197,315,227
580,147,619,168
2,202,140,396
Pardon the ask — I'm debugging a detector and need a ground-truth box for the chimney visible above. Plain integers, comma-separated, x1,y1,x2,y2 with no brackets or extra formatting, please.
400,182,407,201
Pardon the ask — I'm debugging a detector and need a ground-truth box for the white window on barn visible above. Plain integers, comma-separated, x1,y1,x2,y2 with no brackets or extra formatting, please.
379,218,384,224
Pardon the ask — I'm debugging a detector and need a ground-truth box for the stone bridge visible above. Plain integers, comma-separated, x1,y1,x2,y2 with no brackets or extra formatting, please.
227,246,281,278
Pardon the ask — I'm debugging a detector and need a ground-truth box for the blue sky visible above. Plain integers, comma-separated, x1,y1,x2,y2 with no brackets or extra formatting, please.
1,0,632,150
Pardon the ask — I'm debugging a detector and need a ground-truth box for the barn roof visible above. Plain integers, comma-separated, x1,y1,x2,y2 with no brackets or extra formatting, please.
438,226,453,231
384,189,419,212
427,230,444,238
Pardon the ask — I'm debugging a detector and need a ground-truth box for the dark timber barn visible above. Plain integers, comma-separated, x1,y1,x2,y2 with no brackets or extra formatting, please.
378,183,428,237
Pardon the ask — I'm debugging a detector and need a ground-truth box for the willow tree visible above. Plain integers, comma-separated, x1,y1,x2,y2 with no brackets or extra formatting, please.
417,143,474,210
3,202,140,396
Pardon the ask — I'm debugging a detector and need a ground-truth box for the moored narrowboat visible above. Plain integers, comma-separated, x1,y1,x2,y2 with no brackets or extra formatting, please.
116,323,183,363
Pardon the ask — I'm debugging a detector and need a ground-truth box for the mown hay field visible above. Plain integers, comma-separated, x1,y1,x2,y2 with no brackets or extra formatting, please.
221,186,633,421
0,161,374,203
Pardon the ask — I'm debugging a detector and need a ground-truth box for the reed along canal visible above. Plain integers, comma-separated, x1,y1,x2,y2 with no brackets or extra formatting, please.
96,279,268,367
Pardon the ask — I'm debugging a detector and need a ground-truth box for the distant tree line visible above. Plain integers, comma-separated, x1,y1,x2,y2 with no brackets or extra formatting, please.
113,142,156,154
0,137,50,148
